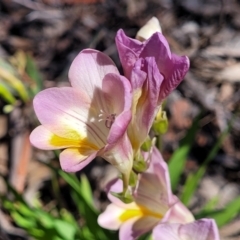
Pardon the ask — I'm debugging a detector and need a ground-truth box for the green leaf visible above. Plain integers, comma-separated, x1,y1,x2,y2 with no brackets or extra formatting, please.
138,233,152,240
0,66,29,102
168,114,201,191
0,175,28,205
79,174,94,208
41,163,116,240
201,196,219,212
15,202,37,218
181,124,230,206
26,54,43,95
195,196,240,227
36,210,55,229
54,219,77,240
0,81,16,104
11,211,37,229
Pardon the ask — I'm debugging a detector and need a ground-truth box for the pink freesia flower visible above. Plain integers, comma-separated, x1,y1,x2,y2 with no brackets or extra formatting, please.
153,219,220,240
30,49,133,182
98,147,194,239
116,29,189,102
115,29,189,153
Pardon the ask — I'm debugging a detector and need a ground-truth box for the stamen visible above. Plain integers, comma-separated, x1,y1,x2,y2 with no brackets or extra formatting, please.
105,114,116,128
98,110,116,128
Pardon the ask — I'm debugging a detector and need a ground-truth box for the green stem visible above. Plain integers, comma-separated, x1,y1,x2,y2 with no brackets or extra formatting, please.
122,173,129,197
157,134,162,152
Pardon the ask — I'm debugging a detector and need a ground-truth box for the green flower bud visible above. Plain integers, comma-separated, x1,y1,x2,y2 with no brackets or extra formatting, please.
152,110,168,134
141,136,152,151
129,170,138,187
133,154,148,173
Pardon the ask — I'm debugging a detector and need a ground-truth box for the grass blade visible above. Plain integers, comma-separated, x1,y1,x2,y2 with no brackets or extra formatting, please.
168,114,201,191
181,123,231,206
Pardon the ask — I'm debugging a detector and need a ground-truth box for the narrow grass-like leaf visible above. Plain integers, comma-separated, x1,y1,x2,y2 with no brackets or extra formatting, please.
42,162,115,240
0,81,16,104
0,174,28,205
70,184,114,240
26,54,43,95
168,114,201,191
201,196,219,212
181,124,230,206
11,211,37,228
79,174,94,207
0,66,29,102
195,196,240,227
138,233,152,240
54,219,76,240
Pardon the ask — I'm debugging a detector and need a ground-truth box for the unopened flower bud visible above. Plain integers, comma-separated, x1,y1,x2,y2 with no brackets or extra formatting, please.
133,153,148,173
152,110,168,134
136,17,162,41
141,136,152,152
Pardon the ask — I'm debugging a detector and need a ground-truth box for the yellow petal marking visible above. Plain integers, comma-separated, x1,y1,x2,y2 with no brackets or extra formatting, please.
49,130,99,150
119,205,163,223
129,87,149,154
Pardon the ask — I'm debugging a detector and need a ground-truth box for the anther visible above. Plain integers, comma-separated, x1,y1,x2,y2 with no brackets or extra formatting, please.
105,114,116,128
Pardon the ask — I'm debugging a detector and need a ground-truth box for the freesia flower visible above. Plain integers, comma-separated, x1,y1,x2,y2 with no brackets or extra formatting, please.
116,27,189,102
98,147,194,239
30,49,133,189
115,24,189,154
152,219,220,240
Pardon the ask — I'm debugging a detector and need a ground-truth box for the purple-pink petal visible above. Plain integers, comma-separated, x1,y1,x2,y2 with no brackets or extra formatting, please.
116,29,142,79
59,148,97,172
153,219,220,240
115,29,190,102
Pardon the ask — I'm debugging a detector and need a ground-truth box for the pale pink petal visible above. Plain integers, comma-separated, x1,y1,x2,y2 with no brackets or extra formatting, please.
152,223,181,240
103,132,133,174
120,216,158,240
102,73,132,114
105,179,138,209
162,199,194,224
153,219,220,240
179,219,220,240
59,148,97,172
30,126,82,150
134,171,168,216
147,147,173,203
106,179,126,208
68,49,119,99
33,87,105,149
98,204,126,230
107,110,131,145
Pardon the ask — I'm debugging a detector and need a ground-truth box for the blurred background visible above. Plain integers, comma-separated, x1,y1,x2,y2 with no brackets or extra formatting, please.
0,0,240,239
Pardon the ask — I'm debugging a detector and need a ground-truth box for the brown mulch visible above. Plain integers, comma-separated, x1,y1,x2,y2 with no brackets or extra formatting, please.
0,0,240,239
